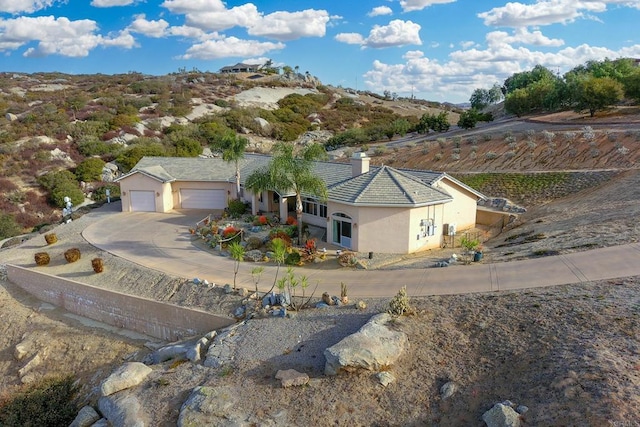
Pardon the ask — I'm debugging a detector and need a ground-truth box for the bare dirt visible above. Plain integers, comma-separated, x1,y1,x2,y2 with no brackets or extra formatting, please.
2,112,640,425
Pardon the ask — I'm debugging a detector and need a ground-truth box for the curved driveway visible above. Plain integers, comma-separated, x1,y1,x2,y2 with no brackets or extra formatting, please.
83,205,640,298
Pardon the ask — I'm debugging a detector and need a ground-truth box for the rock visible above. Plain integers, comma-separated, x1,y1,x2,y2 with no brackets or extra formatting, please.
178,386,238,427
69,405,101,427
192,278,201,284
321,292,333,305
98,393,148,427
482,403,522,427
238,287,249,297
100,362,152,396
315,302,330,308
440,381,458,400
18,352,43,378
376,371,395,387
233,305,246,319
14,343,29,361
355,300,367,310
90,418,109,427
324,313,409,376
186,337,209,363
244,249,263,262
224,284,233,294
275,369,310,387
5,112,18,121
145,342,192,365
516,405,529,414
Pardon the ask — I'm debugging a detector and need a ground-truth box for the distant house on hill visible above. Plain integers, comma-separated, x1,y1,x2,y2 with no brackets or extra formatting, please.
116,153,487,254
219,63,261,74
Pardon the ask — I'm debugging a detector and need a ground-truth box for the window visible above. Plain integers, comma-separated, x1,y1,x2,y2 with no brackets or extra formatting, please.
302,197,327,218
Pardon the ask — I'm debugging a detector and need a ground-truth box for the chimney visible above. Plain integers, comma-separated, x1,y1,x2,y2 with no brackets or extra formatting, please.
351,152,370,177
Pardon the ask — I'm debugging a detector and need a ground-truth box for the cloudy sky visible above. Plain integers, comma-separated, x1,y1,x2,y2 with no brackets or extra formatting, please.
1,0,639,103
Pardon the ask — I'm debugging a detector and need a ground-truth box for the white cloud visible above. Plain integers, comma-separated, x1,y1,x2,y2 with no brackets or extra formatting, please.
0,15,135,57
160,0,225,14
460,40,477,49
179,36,285,60
128,15,169,38
368,6,393,17
399,0,456,13
486,28,564,47
362,36,640,103
247,9,330,41
91,0,134,7
336,19,421,48
0,0,59,14
167,25,208,40
183,3,261,32
476,0,636,28
335,33,365,45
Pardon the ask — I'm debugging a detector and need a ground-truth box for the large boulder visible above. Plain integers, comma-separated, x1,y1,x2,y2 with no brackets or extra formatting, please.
100,362,152,396
69,405,101,427
324,313,408,376
98,393,148,427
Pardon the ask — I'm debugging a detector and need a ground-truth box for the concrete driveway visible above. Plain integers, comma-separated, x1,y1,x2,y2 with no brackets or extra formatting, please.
83,204,640,298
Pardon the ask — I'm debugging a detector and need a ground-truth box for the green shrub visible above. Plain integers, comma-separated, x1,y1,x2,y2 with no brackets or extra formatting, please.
227,199,248,217
0,213,22,240
75,157,106,182
387,286,413,316
0,375,79,426
92,184,120,202
285,251,301,265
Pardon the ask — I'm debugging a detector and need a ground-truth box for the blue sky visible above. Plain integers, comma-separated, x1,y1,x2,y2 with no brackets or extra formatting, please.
1,0,639,103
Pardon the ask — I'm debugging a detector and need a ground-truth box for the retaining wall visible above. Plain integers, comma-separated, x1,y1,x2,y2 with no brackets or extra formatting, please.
6,265,234,341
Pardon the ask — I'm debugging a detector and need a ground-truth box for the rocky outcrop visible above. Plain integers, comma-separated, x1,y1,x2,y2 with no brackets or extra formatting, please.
324,313,408,376
98,393,148,427
100,362,152,396
69,405,101,427
177,386,238,427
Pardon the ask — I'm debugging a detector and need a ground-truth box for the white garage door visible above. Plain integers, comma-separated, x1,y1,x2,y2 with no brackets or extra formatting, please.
130,190,156,212
180,189,226,209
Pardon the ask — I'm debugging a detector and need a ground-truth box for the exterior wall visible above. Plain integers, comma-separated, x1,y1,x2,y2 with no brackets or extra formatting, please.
6,265,233,341
119,174,166,213
171,181,233,209
435,179,479,231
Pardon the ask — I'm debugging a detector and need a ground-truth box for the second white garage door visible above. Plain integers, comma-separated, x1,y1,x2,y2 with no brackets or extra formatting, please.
180,189,226,209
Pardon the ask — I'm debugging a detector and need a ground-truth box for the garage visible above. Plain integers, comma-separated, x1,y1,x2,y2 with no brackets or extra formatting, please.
130,190,156,212
180,189,226,209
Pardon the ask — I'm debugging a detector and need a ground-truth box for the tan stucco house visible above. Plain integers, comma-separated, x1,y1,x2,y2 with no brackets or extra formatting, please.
116,153,486,254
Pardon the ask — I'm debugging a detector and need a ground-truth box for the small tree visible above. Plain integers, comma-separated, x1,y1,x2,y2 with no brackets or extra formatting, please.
575,76,624,117
268,237,288,294
229,241,245,290
251,266,264,294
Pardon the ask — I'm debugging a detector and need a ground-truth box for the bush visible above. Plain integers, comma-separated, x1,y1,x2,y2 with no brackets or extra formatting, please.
0,213,22,240
44,233,57,245
269,230,292,246
227,199,248,217
285,251,301,265
0,375,78,426
64,248,81,263
91,257,104,273
75,157,106,182
92,184,120,202
34,252,50,266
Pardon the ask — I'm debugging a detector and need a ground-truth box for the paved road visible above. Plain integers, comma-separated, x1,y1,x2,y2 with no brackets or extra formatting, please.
83,204,640,298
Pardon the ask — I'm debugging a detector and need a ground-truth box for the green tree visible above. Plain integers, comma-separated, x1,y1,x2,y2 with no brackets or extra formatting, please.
116,142,167,172
221,132,248,199
575,76,624,117
457,109,480,129
504,88,531,117
268,237,287,294
174,137,202,157
229,241,245,290
469,88,490,110
245,142,328,245
75,158,106,182
623,69,640,102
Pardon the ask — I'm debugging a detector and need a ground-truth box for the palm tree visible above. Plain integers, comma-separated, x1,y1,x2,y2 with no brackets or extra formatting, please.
220,131,248,199
245,142,328,245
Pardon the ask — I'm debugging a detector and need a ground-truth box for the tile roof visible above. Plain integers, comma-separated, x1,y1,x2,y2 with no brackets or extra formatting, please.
328,165,452,206
123,154,480,207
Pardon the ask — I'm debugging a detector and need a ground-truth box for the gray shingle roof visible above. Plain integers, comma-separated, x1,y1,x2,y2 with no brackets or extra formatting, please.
123,154,481,207
328,165,452,206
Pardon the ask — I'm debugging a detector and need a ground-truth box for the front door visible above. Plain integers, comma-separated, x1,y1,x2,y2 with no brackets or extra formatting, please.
332,213,352,249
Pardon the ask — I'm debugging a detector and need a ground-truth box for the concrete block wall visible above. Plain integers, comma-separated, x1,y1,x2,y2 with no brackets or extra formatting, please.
6,265,234,341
